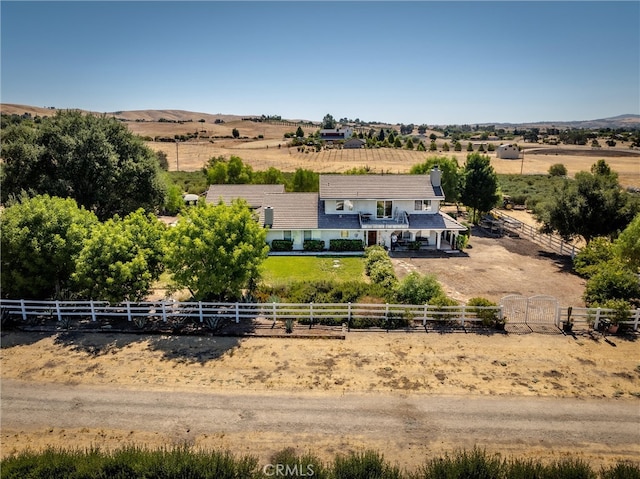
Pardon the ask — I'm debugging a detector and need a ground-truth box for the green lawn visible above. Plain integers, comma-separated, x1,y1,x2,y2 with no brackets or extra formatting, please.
260,256,365,285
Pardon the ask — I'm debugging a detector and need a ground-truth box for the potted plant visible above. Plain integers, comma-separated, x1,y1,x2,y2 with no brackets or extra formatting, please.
494,315,506,331
601,299,631,335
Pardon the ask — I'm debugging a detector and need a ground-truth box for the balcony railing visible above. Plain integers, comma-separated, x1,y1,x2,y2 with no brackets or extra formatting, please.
359,210,409,229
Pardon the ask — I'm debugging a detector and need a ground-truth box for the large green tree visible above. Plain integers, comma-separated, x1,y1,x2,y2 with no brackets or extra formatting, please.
1,110,166,220
72,209,166,303
535,161,638,243
164,201,268,300
292,168,319,192
410,156,462,204
459,153,499,223
1,195,98,299
614,213,640,272
322,114,337,129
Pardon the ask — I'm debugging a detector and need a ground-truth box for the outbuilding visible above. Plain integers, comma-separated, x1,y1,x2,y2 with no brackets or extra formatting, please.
496,144,520,159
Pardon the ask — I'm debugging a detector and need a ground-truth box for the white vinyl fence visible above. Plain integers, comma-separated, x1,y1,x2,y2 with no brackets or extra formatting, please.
1,299,638,332
492,210,582,258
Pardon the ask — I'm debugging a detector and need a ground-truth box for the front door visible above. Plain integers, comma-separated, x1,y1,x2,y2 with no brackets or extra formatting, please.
367,230,377,247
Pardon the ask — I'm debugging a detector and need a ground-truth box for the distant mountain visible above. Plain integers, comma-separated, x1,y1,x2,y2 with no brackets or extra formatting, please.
476,115,640,130
2,104,638,130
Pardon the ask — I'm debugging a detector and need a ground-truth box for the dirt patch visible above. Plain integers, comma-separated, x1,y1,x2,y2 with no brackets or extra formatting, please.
2,330,639,467
393,225,586,306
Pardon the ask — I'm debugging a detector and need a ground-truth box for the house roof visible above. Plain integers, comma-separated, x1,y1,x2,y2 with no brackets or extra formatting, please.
317,201,360,230
205,184,285,208
319,174,444,200
408,212,467,231
259,193,319,229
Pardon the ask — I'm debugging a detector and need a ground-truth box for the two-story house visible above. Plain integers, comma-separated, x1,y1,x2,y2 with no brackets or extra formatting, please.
205,167,466,252
319,127,353,143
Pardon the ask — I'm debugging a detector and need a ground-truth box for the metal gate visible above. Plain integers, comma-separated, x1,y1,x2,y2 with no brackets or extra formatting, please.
500,295,560,326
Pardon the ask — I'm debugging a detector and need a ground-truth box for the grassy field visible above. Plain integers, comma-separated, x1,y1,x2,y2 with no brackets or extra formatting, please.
259,256,365,286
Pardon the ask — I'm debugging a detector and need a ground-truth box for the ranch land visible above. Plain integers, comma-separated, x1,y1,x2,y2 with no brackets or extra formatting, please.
2,105,639,472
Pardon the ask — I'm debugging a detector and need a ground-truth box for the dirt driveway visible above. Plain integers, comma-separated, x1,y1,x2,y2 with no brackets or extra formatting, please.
392,227,586,306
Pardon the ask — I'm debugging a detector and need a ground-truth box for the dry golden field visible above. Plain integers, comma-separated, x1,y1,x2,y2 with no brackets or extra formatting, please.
3,103,639,186
148,138,640,187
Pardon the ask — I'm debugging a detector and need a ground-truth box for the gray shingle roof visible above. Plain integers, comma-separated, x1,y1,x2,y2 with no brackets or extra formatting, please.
205,184,285,208
408,212,467,231
319,174,444,200
259,193,319,229
317,201,360,230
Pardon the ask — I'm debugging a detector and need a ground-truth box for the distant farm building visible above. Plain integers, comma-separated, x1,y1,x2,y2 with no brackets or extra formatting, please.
496,144,520,159
320,127,353,143
343,138,365,149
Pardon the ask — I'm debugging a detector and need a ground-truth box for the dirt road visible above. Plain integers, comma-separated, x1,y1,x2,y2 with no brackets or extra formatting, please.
2,378,639,468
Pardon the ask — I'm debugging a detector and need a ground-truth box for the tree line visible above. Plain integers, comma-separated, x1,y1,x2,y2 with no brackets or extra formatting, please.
1,195,267,303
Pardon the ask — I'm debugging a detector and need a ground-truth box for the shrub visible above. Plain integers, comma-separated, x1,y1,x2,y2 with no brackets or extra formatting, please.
364,246,389,275
394,272,443,305
467,297,499,326
270,239,293,252
549,163,568,176
333,450,402,479
368,261,398,291
597,298,632,326
430,294,459,308
573,237,615,278
329,239,364,252
265,279,386,304
303,239,325,252
584,260,640,306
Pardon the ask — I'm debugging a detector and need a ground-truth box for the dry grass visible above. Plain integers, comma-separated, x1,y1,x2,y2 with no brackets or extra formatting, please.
3,103,638,186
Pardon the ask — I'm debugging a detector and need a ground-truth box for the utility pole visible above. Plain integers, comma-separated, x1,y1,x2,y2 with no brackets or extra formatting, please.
175,139,179,171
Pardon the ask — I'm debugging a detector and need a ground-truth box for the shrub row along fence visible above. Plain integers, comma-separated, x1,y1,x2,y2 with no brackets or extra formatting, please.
491,210,582,258
1,299,638,332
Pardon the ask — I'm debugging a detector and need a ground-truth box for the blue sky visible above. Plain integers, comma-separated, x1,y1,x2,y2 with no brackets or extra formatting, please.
1,1,638,125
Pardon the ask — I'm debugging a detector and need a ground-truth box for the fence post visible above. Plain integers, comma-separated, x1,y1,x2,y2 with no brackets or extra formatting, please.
272,302,276,326
235,302,240,324
55,300,62,322
309,302,314,329
461,306,466,328
423,304,428,327
199,301,203,323
385,303,389,332
347,302,352,332
594,308,601,330
90,301,96,322
633,308,640,332
161,302,167,322
20,299,27,321
126,301,132,322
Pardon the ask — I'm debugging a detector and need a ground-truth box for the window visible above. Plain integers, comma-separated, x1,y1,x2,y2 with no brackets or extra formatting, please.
336,200,344,211
304,230,312,241
341,230,349,238
283,231,292,241
377,200,392,218
414,200,431,211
